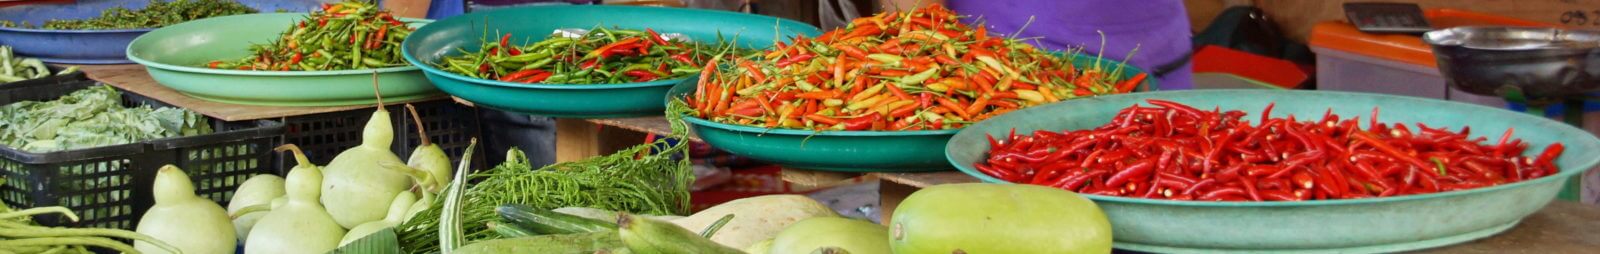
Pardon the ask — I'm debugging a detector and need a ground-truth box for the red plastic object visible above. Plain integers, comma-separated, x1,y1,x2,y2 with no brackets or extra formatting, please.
1192,45,1308,89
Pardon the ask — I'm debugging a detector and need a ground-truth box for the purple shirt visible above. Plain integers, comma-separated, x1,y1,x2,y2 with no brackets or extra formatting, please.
949,0,1193,89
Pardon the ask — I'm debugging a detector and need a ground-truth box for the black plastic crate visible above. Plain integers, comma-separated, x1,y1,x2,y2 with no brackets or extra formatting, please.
0,80,284,230
278,99,484,175
0,69,86,88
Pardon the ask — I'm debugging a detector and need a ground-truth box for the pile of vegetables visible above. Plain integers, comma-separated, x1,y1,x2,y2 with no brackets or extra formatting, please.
0,0,256,30
0,85,212,153
1,45,77,83
438,183,1111,254
682,4,1144,131
435,27,733,84
975,100,1567,201
0,178,182,254
207,0,413,71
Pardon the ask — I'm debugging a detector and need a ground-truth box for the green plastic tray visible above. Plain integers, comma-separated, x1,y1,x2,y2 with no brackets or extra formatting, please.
126,13,438,106
402,5,819,118
944,90,1600,253
667,51,1153,172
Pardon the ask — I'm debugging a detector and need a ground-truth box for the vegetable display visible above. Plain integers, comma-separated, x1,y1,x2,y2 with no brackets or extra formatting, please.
435,27,727,84
396,102,695,253
769,217,890,254
975,100,1567,201
1,46,77,83
889,183,1111,254
682,4,1143,131
319,88,414,229
0,0,255,30
0,178,183,254
0,85,212,153
207,0,413,71
134,165,237,254
227,174,285,242
618,213,744,254
245,145,347,254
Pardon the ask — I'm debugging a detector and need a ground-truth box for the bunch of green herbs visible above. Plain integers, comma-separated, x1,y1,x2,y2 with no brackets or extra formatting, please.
395,100,696,253
1,0,256,30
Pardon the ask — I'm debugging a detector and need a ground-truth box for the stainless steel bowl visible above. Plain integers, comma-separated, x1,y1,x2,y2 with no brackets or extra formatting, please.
1422,26,1600,103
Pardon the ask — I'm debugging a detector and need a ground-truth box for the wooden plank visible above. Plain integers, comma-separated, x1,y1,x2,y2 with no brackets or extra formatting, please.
877,179,917,224
555,118,602,162
78,64,445,121
873,171,978,188
586,116,701,142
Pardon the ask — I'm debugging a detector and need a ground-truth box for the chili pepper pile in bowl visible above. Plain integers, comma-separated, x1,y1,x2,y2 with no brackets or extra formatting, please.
0,0,280,64
944,89,1600,253
127,1,436,106
401,5,818,118
668,4,1154,172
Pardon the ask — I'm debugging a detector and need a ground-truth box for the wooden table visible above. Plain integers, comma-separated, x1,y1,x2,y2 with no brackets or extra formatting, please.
579,116,1600,254
78,64,445,121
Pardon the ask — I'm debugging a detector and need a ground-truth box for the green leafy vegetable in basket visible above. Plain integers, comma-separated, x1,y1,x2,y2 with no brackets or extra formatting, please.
0,0,256,30
0,45,77,83
0,85,213,153
0,178,185,254
433,27,741,84
207,0,414,71
395,101,696,254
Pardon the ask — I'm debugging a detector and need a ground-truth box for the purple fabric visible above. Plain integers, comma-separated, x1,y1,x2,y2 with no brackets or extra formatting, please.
948,0,1194,89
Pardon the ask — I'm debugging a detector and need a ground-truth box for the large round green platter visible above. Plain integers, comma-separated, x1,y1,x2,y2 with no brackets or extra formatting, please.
945,89,1600,253
666,52,1152,172
127,13,437,106
402,5,819,118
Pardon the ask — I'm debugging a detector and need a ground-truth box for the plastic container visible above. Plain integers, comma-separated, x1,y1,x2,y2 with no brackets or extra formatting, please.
0,80,284,230
0,0,325,64
945,90,1600,253
277,100,484,175
1308,9,1553,108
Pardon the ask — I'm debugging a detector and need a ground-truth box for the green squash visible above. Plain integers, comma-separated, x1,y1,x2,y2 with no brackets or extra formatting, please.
889,183,1111,254
771,217,889,254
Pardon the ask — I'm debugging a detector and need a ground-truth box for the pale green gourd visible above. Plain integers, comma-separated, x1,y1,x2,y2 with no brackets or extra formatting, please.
339,191,418,246
135,165,237,254
228,174,285,242
321,83,413,228
403,104,453,192
247,145,347,254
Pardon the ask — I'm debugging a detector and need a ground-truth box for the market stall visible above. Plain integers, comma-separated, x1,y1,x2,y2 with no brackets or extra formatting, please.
1,0,1598,254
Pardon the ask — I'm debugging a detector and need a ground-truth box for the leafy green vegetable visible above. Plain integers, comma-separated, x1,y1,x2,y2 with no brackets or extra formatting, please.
1,0,256,30
0,85,212,153
395,101,695,254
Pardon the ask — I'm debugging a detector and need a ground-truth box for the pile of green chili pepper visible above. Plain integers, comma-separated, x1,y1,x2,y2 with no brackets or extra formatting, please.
435,27,733,84
207,0,412,71
1,0,255,30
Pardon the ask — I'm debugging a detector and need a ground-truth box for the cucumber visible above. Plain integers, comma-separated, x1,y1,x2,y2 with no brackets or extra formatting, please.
617,213,743,254
454,232,628,254
498,204,618,234
487,221,539,238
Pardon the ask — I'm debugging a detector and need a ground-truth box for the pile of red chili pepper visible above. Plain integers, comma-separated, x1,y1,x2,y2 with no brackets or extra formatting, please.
207,0,413,71
976,100,1566,201
434,27,728,84
682,4,1144,131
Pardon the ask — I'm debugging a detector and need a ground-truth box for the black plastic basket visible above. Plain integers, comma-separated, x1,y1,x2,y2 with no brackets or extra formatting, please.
0,69,87,88
278,99,484,175
0,80,284,230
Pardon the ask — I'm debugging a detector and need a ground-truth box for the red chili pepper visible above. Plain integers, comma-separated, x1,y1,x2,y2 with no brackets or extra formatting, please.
777,54,816,67
644,28,669,45
520,72,554,83
499,69,547,82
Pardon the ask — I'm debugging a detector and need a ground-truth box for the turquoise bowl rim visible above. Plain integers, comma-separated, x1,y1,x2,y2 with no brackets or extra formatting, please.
126,13,430,77
401,5,814,91
948,89,1600,207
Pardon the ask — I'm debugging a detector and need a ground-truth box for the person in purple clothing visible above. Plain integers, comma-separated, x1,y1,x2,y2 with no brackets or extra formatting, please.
881,0,1194,89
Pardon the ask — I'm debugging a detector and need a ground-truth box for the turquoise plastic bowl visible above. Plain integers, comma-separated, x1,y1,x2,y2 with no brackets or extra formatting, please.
945,90,1600,253
402,5,819,118
126,13,438,106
